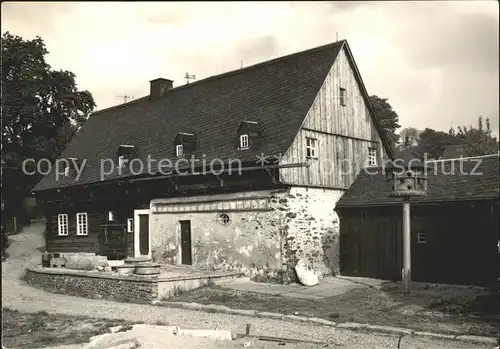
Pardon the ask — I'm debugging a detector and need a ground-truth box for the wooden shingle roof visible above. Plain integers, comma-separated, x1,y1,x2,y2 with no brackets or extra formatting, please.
33,40,389,192
336,154,499,208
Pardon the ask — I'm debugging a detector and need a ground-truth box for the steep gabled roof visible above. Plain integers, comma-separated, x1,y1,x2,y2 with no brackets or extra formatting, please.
440,144,473,159
33,39,390,192
336,154,499,208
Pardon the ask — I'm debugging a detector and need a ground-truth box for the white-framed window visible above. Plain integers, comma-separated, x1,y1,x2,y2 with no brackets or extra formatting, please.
417,231,427,244
239,134,249,149
76,212,88,236
57,214,68,236
368,148,377,166
176,144,184,156
118,155,126,169
339,87,346,106
127,218,134,233
306,137,317,158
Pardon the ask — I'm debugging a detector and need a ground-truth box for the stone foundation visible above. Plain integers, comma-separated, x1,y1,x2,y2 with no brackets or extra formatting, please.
24,266,239,303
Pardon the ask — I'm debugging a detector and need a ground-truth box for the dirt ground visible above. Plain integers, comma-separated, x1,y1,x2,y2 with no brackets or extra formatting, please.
1,308,143,349
2,308,494,349
170,282,498,337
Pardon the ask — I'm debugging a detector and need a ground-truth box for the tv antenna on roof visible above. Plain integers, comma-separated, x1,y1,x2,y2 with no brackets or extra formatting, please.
185,73,196,84
116,95,133,104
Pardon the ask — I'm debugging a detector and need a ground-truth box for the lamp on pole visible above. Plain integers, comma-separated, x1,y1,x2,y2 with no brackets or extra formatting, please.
385,156,429,295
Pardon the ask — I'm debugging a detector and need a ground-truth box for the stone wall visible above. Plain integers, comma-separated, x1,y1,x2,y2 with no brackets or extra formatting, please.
149,187,343,281
150,190,282,277
276,187,343,277
25,267,158,303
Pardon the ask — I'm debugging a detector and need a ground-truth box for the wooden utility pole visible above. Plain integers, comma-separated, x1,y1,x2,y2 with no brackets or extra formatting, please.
402,197,411,295
387,158,428,296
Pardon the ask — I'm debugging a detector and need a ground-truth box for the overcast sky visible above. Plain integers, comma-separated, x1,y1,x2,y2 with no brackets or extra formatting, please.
2,1,499,137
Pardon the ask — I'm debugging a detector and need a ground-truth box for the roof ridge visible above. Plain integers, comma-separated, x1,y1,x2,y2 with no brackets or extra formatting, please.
168,39,346,91
91,40,346,117
427,152,499,163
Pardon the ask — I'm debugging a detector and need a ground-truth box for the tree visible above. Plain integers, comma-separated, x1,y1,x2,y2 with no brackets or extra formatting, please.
417,128,459,159
1,32,95,226
397,127,421,151
454,116,498,157
417,116,498,159
369,95,401,151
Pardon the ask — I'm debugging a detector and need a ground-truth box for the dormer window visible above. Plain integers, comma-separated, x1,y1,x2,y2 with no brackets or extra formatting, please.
116,145,136,171
118,155,126,169
174,132,196,157
62,157,80,177
240,134,249,149
176,144,184,157
237,120,261,150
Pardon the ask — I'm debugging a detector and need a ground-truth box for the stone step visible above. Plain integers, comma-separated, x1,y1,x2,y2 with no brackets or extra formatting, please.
124,257,152,265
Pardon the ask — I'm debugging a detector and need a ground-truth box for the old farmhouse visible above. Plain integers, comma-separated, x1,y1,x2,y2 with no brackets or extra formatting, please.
336,152,499,287
32,40,392,280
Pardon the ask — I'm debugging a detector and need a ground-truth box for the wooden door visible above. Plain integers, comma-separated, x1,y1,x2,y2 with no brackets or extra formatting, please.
180,220,192,265
138,214,149,255
411,215,437,283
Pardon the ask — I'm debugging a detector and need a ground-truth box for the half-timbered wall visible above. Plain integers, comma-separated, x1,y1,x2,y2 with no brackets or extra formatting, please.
280,46,384,189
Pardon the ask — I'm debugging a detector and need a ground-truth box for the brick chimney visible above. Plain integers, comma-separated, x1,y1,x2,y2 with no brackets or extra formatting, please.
149,78,173,100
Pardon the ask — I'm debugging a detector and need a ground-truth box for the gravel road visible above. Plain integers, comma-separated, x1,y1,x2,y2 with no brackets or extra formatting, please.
2,220,493,349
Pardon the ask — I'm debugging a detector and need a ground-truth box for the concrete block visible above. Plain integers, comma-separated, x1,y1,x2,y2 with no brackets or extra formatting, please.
182,302,206,311
174,328,234,341
108,325,126,333
455,335,498,345
106,343,139,349
226,308,257,317
283,314,309,322
200,304,232,313
130,324,234,341
155,301,184,309
307,317,336,326
336,322,369,330
364,324,413,336
255,311,284,320
413,331,457,341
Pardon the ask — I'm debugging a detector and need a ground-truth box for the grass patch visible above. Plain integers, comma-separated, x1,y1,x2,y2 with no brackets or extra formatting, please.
169,281,498,337
1,308,140,348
